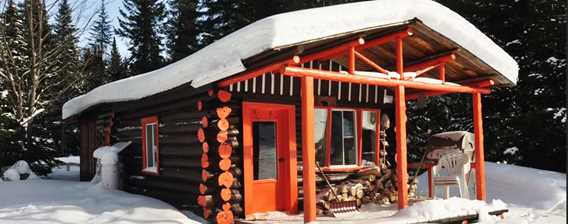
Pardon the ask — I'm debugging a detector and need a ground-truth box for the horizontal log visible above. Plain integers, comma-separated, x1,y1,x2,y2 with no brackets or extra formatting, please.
160,157,202,169
160,144,202,157
160,124,202,135
161,135,200,145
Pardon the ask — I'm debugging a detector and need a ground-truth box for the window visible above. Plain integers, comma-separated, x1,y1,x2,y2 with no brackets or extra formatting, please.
314,108,381,167
141,116,159,174
253,122,277,180
361,111,378,164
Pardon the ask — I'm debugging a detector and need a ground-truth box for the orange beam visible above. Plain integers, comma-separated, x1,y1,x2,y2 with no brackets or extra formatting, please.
356,28,413,51
396,38,404,79
405,53,456,72
354,50,390,73
406,91,450,100
283,66,491,94
415,64,439,76
395,85,408,209
218,57,299,87
299,38,364,64
473,92,486,200
467,79,495,88
348,46,356,74
301,76,317,222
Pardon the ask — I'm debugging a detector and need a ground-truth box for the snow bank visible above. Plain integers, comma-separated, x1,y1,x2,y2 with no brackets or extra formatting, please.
62,0,518,119
394,198,506,223
0,179,197,224
484,162,566,210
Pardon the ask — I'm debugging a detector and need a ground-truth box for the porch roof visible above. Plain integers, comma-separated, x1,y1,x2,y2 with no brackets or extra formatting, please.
62,0,518,119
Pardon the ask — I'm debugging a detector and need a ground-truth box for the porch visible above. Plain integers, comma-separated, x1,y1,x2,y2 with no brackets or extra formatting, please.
220,24,491,222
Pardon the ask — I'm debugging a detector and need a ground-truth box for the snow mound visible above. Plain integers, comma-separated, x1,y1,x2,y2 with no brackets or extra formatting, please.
62,0,518,119
394,198,506,222
2,160,37,181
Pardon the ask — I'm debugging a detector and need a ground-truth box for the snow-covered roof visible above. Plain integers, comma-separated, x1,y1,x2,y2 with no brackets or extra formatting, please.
62,0,519,119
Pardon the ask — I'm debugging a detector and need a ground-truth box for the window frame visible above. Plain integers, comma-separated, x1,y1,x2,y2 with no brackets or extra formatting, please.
141,116,160,175
315,106,381,171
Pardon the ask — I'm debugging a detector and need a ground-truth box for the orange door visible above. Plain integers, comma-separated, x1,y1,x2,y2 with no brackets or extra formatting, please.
243,102,297,217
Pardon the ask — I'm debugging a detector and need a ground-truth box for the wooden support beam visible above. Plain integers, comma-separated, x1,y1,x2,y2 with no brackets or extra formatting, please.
348,46,356,74
283,67,491,94
405,52,456,72
356,28,413,51
218,57,299,87
439,63,446,82
473,93,486,201
301,76,317,223
396,38,404,79
300,38,364,64
375,110,382,167
354,51,390,73
395,85,408,209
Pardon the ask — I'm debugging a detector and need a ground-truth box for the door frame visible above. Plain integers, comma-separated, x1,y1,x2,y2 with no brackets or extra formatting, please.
242,102,297,217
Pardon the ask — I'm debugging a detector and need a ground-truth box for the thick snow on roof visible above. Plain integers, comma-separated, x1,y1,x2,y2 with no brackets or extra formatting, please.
62,0,519,119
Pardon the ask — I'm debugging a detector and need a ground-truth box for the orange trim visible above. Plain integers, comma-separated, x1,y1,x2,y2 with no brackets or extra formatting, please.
283,66,491,94
405,53,456,72
466,79,495,88
355,50,390,73
394,85,408,209
301,76,317,223
141,116,159,175
473,93,486,200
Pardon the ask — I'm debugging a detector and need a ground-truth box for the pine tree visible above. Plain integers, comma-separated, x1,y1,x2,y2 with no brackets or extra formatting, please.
107,37,127,81
82,47,107,91
117,0,165,74
166,0,199,61
53,0,80,96
89,0,113,54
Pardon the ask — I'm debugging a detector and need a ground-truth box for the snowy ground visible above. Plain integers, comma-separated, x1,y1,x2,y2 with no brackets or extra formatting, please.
0,159,565,223
0,158,199,224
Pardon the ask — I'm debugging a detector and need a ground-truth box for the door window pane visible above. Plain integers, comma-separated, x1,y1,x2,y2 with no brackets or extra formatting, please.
331,111,344,165
253,122,277,180
330,110,357,165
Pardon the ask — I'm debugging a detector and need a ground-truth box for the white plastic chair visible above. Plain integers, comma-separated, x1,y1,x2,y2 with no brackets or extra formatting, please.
432,151,470,199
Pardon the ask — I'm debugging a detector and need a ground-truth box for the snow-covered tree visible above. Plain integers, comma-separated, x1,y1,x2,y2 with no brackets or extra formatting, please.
117,0,166,74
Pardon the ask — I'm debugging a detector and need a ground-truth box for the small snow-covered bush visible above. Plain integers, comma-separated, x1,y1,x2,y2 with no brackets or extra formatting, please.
2,160,38,181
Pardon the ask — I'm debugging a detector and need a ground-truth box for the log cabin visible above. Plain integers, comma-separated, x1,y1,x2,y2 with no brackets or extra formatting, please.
62,0,518,223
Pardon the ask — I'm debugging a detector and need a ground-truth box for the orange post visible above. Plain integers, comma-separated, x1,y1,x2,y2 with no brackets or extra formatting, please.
375,110,382,166
301,76,317,223
396,38,404,79
395,85,408,209
473,92,486,200
348,46,356,74
439,63,446,82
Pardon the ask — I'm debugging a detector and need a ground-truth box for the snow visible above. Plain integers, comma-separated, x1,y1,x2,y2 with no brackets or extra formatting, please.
56,156,79,164
62,0,519,119
92,142,131,189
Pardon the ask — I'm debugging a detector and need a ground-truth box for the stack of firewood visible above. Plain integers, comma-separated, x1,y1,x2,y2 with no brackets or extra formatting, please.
315,166,418,216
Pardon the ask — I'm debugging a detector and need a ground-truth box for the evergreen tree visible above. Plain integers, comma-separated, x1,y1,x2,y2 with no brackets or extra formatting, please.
82,47,107,91
53,0,80,95
89,0,113,54
117,0,165,75
107,37,127,81
166,0,199,61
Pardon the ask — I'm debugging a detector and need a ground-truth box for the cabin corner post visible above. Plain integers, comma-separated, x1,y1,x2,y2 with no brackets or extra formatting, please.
395,85,409,209
301,76,317,223
473,92,486,200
